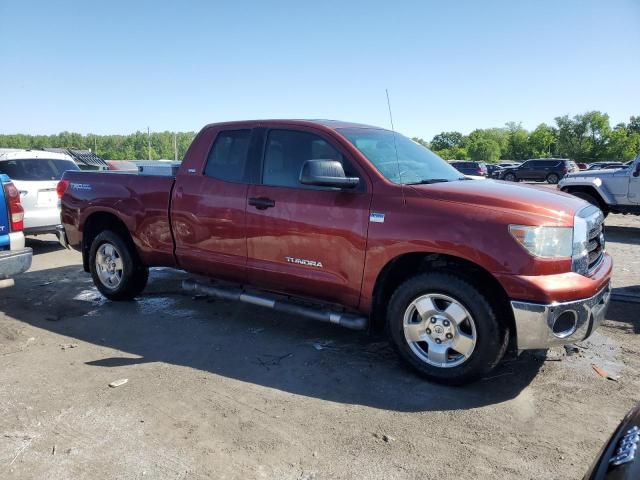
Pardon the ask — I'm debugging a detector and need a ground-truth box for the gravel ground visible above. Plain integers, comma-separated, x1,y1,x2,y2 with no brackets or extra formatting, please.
0,216,638,480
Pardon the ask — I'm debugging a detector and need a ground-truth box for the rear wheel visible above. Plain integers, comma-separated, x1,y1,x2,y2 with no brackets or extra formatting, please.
89,230,148,300
546,173,559,184
504,172,517,182
387,272,508,385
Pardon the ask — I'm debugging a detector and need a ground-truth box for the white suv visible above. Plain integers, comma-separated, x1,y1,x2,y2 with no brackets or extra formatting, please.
0,150,80,235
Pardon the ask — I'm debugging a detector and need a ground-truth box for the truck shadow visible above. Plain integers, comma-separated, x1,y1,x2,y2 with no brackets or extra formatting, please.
2,265,545,413
26,235,65,255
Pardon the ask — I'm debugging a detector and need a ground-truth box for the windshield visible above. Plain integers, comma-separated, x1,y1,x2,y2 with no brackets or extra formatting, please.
0,158,80,181
338,128,463,184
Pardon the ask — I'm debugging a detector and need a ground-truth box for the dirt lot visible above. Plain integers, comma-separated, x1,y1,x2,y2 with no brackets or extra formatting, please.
0,215,638,480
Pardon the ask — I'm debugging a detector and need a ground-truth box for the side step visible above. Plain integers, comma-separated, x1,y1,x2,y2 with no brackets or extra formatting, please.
182,279,368,331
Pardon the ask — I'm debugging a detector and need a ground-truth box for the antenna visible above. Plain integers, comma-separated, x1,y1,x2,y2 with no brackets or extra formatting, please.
385,89,405,204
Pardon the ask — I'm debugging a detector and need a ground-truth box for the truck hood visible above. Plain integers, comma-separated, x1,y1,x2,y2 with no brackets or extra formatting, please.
409,179,585,223
564,168,625,179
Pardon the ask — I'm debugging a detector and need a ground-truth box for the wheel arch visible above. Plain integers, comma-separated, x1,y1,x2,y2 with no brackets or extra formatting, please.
369,252,515,345
561,185,609,211
82,211,139,272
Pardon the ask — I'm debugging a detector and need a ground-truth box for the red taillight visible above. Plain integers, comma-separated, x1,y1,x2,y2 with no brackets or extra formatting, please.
3,182,24,232
57,179,70,198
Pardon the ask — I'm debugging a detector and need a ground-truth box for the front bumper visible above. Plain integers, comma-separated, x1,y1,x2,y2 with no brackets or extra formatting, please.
0,247,33,279
511,282,611,350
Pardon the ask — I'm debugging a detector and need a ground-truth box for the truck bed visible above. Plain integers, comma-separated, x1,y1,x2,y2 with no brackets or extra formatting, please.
61,170,177,268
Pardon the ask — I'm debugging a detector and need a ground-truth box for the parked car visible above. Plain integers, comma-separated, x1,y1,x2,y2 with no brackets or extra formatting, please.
499,158,579,184
0,174,32,287
58,119,612,385
559,154,640,216
0,150,80,236
497,161,520,168
587,162,624,171
449,161,488,176
584,402,639,479
485,164,502,177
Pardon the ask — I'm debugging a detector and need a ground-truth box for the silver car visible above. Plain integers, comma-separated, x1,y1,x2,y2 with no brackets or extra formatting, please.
0,150,79,235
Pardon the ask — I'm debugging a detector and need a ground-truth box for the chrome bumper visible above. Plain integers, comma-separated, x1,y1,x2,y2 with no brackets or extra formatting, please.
0,247,33,280
56,225,69,249
511,282,611,350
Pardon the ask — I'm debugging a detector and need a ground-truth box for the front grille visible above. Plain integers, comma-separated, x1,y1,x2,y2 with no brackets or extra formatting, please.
587,219,605,271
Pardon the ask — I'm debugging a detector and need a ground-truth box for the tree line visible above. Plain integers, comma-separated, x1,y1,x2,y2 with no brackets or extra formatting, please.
0,111,638,163
0,131,196,161
412,112,639,163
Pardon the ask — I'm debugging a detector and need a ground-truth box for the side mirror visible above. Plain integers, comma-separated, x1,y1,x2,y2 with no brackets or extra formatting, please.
299,160,359,189
634,163,640,177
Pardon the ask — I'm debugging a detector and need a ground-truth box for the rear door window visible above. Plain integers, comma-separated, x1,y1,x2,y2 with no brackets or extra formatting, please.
204,129,252,183
0,159,79,181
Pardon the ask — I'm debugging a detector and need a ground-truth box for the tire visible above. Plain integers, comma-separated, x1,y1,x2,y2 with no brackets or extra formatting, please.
571,191,609,217
504,172,517,182
387,272,508,385
546,173,559,184
89,230,149,301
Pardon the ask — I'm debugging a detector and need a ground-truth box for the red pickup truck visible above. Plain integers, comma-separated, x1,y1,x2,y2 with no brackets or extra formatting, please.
59,120,612,384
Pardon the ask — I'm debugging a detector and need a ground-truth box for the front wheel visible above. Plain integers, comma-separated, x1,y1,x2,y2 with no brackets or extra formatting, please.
504,172,517,182
89,230,149,301
387,272,508,385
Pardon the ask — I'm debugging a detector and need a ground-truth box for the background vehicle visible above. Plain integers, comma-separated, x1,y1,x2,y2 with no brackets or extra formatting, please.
0,150,80,235
499,158,579,183
587,162,624,171
449,160,487,176
59,119,612,385
577,162,588,170
485,164,501,177
584,403,639,479
0,174,32,287
559,154,640,216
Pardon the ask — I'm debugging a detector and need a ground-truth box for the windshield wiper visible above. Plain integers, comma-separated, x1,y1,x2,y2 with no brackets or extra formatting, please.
405,178,451,185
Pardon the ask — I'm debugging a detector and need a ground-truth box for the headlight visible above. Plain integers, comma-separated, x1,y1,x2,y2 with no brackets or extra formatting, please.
509,225,573,258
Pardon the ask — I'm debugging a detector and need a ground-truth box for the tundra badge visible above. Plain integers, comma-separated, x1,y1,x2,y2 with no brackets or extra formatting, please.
285,257,323,268
369,213,385,223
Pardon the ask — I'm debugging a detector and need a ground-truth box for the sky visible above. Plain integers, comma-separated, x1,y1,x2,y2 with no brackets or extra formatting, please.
0,0,638,139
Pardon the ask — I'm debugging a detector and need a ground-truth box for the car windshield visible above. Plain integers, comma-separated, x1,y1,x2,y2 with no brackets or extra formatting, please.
0,158,79,181
338,128,462,184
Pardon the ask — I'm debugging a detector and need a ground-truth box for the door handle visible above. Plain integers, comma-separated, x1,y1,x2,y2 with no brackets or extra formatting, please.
248,197,275,210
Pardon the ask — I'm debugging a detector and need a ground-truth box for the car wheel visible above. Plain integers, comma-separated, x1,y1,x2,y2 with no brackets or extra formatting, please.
387,272,508,385
546,173,559,184
89,230,149,301
504,173,516,182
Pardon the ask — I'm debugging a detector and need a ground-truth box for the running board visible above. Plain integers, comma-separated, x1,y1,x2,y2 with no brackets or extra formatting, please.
182,279,368,331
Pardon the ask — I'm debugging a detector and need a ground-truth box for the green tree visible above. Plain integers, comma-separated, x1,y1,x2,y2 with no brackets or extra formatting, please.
504,122,531,160
607,125,640,160
527,123,556,157
430,131,464,150
468,138,500,162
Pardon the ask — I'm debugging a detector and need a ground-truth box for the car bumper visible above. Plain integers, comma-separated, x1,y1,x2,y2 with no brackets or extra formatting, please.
0,247,33,279
24,224,62,235
56,225,69,248
511,282,611,350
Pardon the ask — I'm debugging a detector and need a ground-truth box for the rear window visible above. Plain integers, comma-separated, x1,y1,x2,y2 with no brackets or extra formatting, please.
0,158,79,181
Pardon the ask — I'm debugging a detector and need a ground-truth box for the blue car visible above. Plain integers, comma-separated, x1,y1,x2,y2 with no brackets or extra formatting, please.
0,174,32,287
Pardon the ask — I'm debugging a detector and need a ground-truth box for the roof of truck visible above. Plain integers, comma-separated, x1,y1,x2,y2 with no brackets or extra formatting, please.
203,119,386,131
